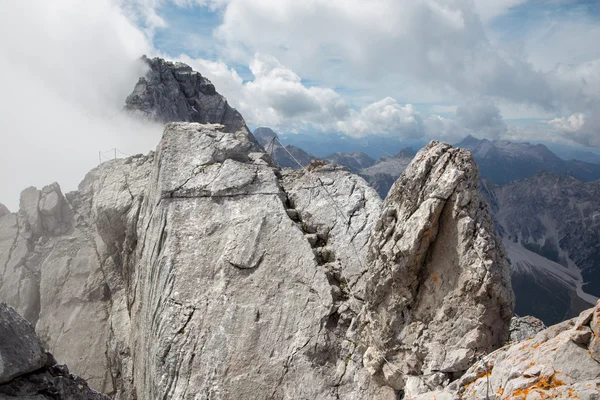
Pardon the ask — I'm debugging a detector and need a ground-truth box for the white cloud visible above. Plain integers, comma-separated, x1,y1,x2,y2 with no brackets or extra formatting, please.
336,98,423,138
549,113,586,133
456,98,507,139
210,0,555,107
0,0,162,210
180,53,480,142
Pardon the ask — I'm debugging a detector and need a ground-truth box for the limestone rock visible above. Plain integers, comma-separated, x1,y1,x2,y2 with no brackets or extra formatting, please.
509,315,546,343
124,56,247,134
415,300,600,399
281,161,382,298
0,154,154,395
361,141,515,391
0,302,45,384
0,203,9,218
122,123,390,400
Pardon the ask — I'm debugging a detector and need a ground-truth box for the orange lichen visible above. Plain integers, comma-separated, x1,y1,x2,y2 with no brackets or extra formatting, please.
507,373,566,399
432,273,439,282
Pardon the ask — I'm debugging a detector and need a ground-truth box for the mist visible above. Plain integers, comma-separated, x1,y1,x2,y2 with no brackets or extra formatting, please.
0,0,162,211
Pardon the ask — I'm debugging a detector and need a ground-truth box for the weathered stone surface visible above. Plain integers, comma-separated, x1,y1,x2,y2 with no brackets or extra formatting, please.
123,123,391,399
509,315,546,343
0,302,45,384
415,300,600,399
124,56,247,134
361,141,514,391
0,154,154,395
281,161,382,298
0,203,9,218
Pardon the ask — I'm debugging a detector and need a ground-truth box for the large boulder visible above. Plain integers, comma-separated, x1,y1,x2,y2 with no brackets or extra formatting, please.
361,141,515,394
0,302,45,384
0,302,110,399
509,315,546,343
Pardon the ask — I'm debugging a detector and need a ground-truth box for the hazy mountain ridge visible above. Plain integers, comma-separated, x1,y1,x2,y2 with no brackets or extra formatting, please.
457,135,600,184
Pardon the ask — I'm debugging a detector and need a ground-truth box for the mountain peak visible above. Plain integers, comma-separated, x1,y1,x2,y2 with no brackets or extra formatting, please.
123,56,247,133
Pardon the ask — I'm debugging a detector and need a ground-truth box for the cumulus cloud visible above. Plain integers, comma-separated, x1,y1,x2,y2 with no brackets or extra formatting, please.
336,98,423,138
456,99,507,139
0,0,163,210
549,113,586,133
181,53,479,141
548,113,600,147
210,0,554,107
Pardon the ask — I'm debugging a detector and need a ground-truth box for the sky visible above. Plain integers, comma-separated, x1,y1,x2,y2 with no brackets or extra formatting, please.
0,0,599,209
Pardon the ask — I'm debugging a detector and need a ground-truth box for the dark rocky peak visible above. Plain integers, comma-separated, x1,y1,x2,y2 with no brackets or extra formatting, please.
124,55,247,134
253,127,279,146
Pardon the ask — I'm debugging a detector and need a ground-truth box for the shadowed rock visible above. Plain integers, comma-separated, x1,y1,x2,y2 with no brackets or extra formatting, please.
0,302,109,399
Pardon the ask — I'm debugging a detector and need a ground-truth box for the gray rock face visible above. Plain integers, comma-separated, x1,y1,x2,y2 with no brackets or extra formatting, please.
509,315,546,343
123,123,392,400
415,300,600,399
254,127,317,169
124,56,247,134
1,124,545,399
0,302,45,384
0,204,9,218
0,155,154,395
281,162,382,299
361,141,514,393
0,302,110,399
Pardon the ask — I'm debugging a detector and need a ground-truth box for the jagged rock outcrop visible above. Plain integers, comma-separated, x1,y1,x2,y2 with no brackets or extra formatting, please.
121,123,393,399
0,155,154,395
0,302,45,384
415,300,600,399
253,127,317,169
7,121,600,400
0,302,109,399
0,203,9,218
509,315,546,343
124,56,247,134
361,141,514,395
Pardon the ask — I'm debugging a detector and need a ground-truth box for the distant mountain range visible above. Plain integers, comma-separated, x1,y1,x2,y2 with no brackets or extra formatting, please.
261,128,600,325
253,127,317,168
457,135,600,184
